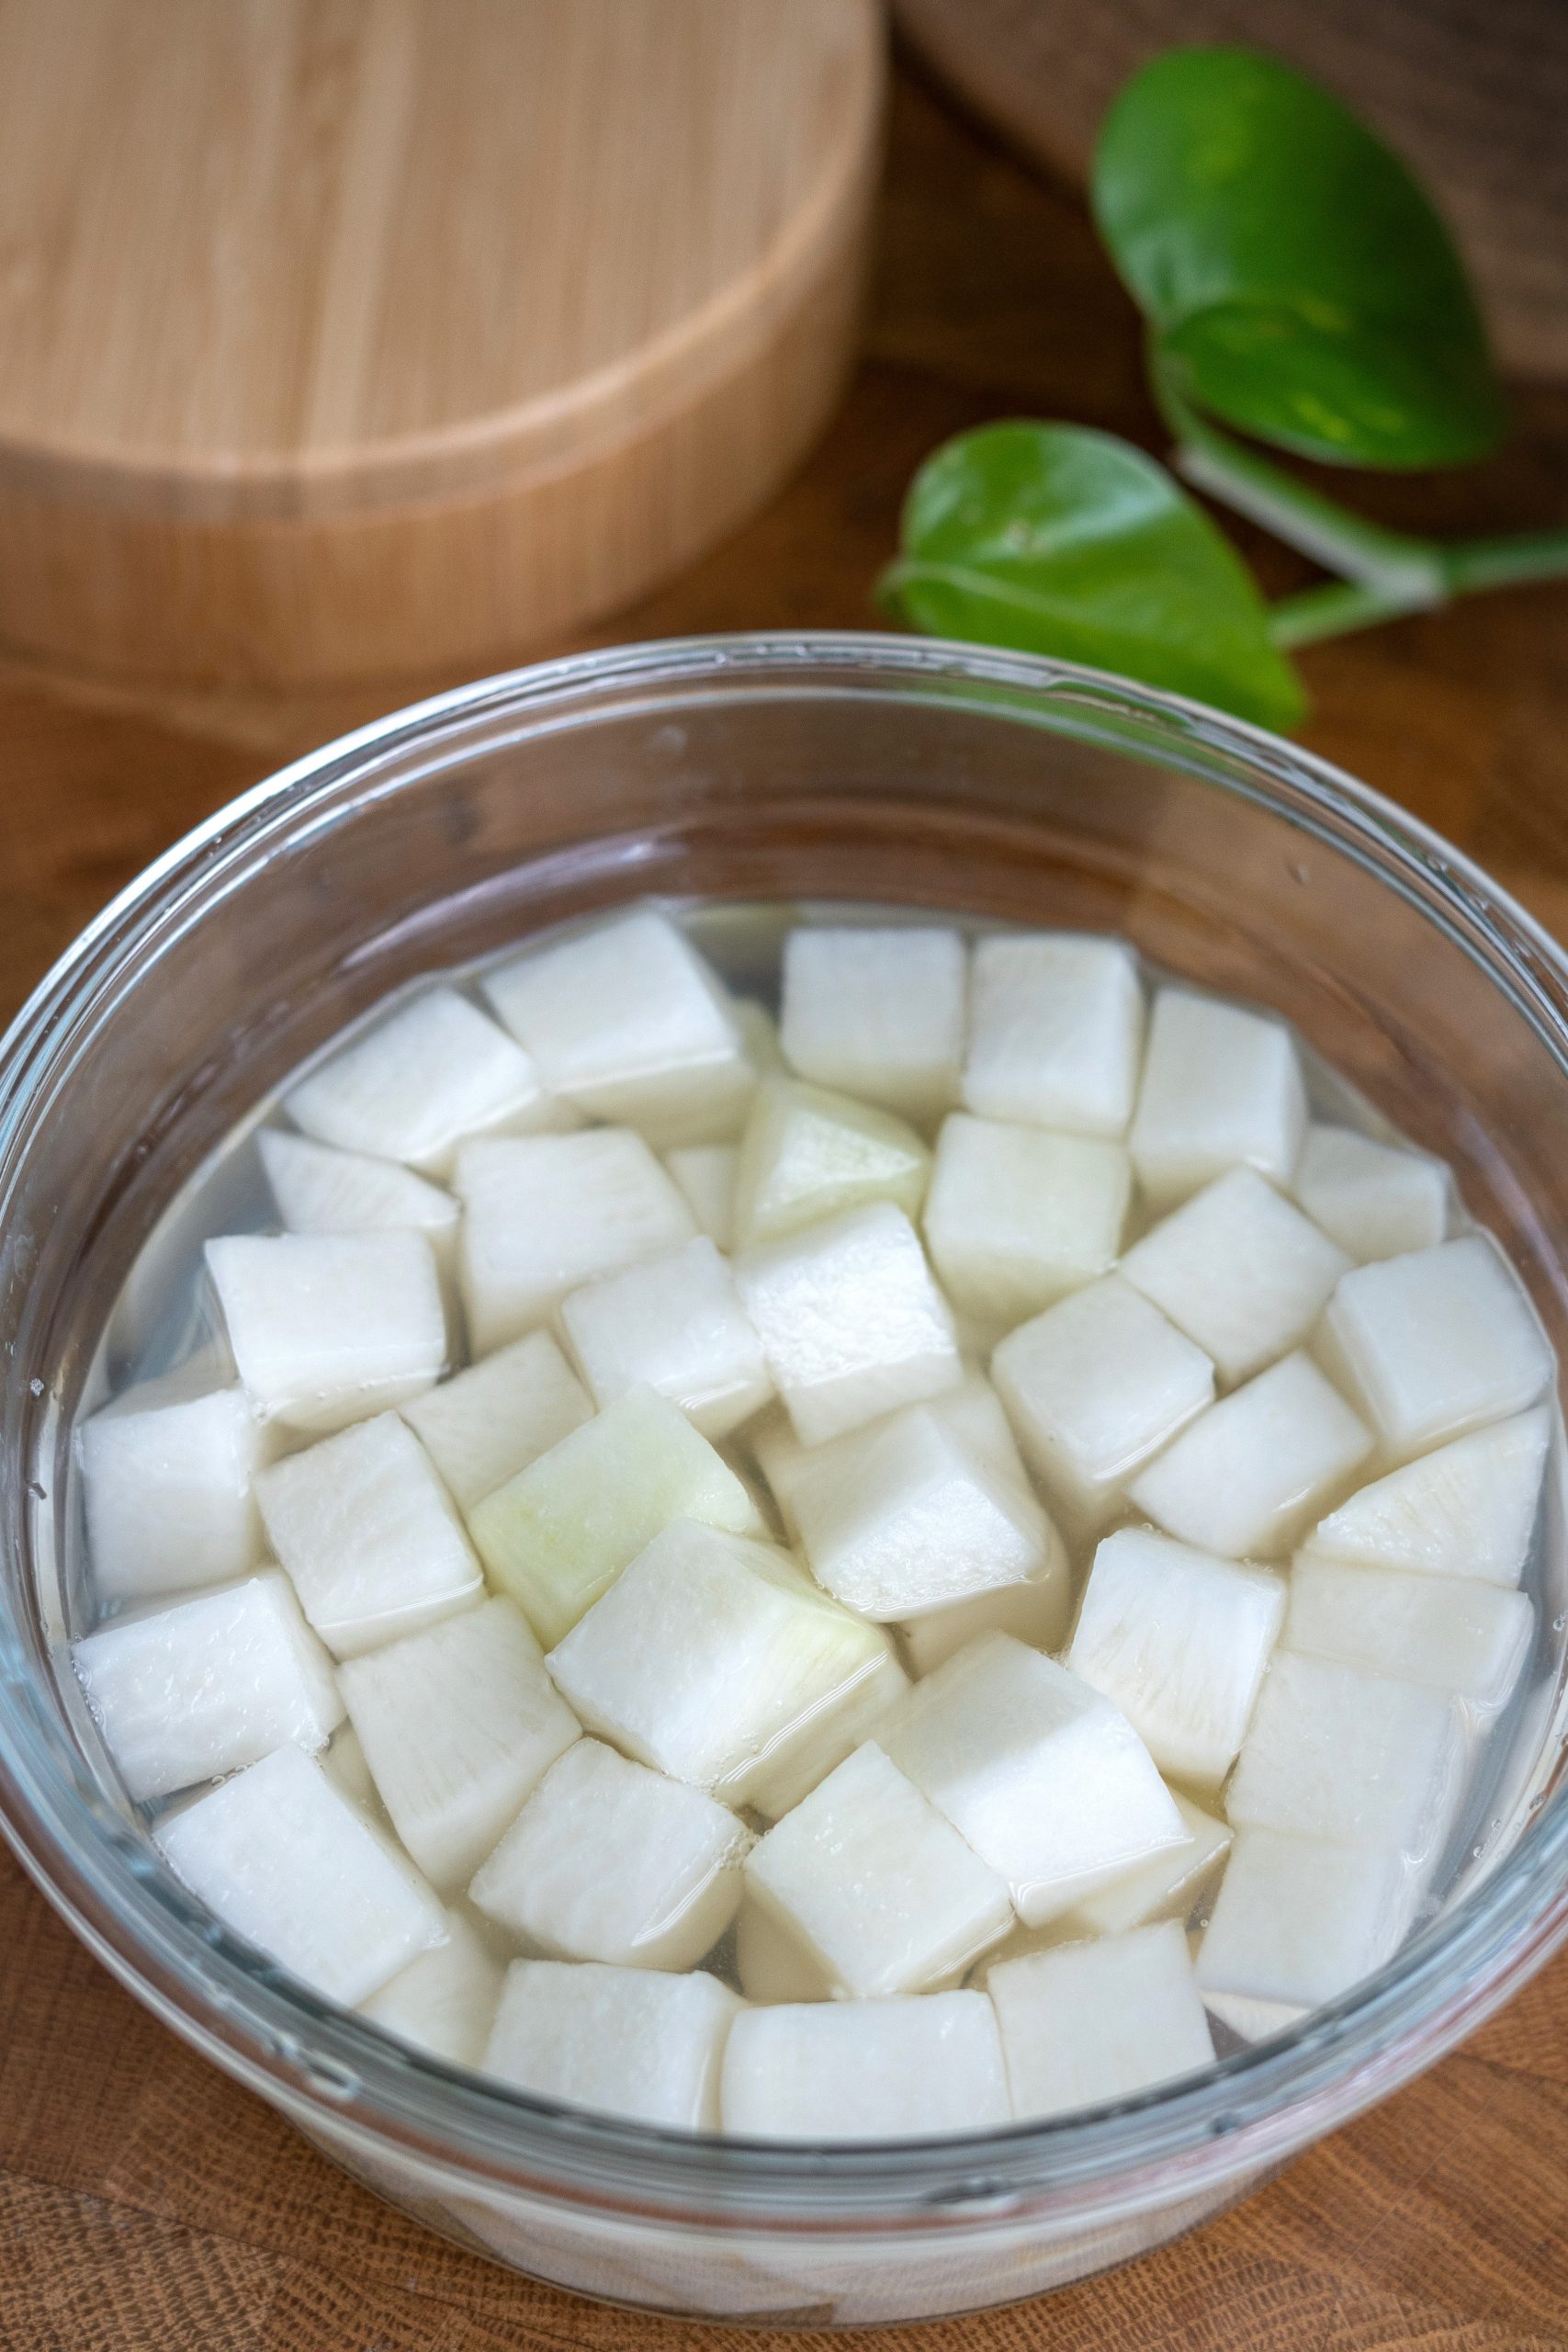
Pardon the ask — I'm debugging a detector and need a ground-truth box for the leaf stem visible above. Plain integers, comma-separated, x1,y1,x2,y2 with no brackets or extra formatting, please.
1442,529,1568,595
1267,580,1419,648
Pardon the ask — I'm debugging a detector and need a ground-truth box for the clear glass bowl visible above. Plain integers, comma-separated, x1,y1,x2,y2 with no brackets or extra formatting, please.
2,633,1567,2328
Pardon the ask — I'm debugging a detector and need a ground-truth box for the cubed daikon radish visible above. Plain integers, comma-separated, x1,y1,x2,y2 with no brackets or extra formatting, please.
361,1908,504,2068
338,1597,580,1892
257,1129,460,1274
321,1722,381,1815
1128,988,1307,1206
1120,1169,1349,1385
1202,1993,1306,2046
207,1231,447,1432
721,1992,1010,2140
923,1114,1131,1327
1285,1560,1533,1712
665,1144,738,1249
962,933,1144,1138
779,925,966,1125
733,1203,962,1446
559,1236,771,1440
1292,1125,1450,1263
256,1412,482,1658
1228,1652,1463,1865
401,1330,592,1511
155,1745,445,2004
1128,1352,1371,1558
990,1921,1214,2118
733,998,786,1078
470,1738,750,1970
734,1900,833,2002
738,1643,909,1820
483,1959,739,2132
1071,1792,1231,1936
732,1079,931,1248
754,1374,1029,1540
79,1374,266,1602
1196,1826,1417,2007
73,1570,343,1801
1302,1407,1550,1587
899,1564,1071,1678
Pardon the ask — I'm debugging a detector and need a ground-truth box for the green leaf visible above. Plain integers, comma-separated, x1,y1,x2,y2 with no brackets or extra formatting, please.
881,421,1305,730
1093,47,1506,469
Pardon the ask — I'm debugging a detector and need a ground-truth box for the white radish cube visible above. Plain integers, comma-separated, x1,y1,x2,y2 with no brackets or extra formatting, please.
1302,1407,1551,1588
1196,1826,1417,2007
991,1276,1214,1527
256,1411,482,1658
257,1129,459,1273
1072,1792,1232,1936
735,1901,833,2002
780,925,967,1126
470,1738,750,1970
732,1078,930,1248
990,1921,1214,2119
338,1597,580,1892
155,1745,445,2004
207,1231,446,1432
721,1991,1010,2141
1202,1993,1306,2046
321,1723,380,1815
755,1373,1029,1539
879,1633,1187,1925
401,1330,592,1511
665,1144,738,1249
739,1643,909,1820
732,997,787,1078
79,1374,266,1603
1228,1651,1463,1864
962,933,1144,1137
1320,1236,1553,1458
468,1387,762,1647
923,1114,1131,1327
361,1908,504,2068
1120,1168,1349,1385
733,1203,962,1446
1293,1125,1450,1263
1128,987,1307,1206
73,1571,343,1802
482,910,754,1147
546,1520,894,1795
559,1236,771,1440
745,1742,1013,1998
1285,1560,1533,1712
1128,1352,1371,1559
483,1959,739,2132
900,1565,1071,1679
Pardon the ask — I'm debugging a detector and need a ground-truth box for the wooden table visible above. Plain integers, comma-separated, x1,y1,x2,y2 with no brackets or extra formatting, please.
4,63,1567,2352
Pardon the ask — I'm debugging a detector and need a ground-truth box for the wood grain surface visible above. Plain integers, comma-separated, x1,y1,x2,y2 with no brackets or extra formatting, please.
3,60,1568,2352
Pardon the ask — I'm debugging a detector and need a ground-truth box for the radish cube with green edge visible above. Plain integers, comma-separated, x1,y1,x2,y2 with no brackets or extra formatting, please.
735,1900,834,2003
1128,987,1307,1206
286,985,569,1176
1120,1168,1350,1385
256,1129,459,1274
1067,1531,1285,1789
1071,1791,1232,1937
469,1738,750,1970
720,1991,1010,2141
732,1078,931,1248
400,1329,592,1512
207,1231,447,1433
899,1559,1071,1679
1292,1125,1450,1263
338,1596,580,1893
737,1642,908,1820
256,1411,482,1659
1227,1652,1463,1864
878,1633,1187,1924
990,1921,1215,2120
1301,1406,1550,1587
1285,1561,1533,1713
1196,1827,1418,2008
962,933,1145,1137
1128,1351,1372,1559
155,1745,446,2005
664,1143,738,1249
360,1908,503,2069
991,1275,1214,1528
79,1374,266,1603
455,1129,697,1354
467,1387,763,1648
1319,1236,1553,1459
482,1960,740,2132
923,1114,1131,1328
546,1520,894,1795
745,1742,1013,1998
1203,1993,1307,2046
558,1236,771,1440
733,1202,962,1446
73,1570,343,1802
779,925,967,1126
481,910,754,1147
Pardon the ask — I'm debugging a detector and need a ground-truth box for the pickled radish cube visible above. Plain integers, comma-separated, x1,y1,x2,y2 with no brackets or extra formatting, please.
733,1202,962,1446
1067,1531,1284,1788
990,1921,1214,2119
456,1129,696,1354
286,985,568,1176
879,1634,1187,1924
665,1143,738,1249
207,1231,446,1432
1072,1792,1231,1937
922,1114,1131,1327
754,1373,1030,1541
483,1960,739,2132
1292,1125,1450,1263
1302,1407,1550,1588
1128,1352,1371,1559
155,1745,445,2005
338,1597,580,1892
721,1991,1010,2140
962,933,1144,1138
401,1329,592,1511
732,1078,931,1248
1128,987,1307,1206
735,1900,833,2003
256,1411,482,1658
1319,1236,1552,1458
361,1908,504,2069
900,1560,1071,1678
1285,1560,1533,1712
737,1642,908,1821
1120,1168,1349,1385
79,1374,266,1602
1196,1826,1416,2007
991,1276,1214,1527
257,1129,459,1273
471,1739,750,1971
73,1571,342,1802
745,1742,1013,1998
467,1387,762,1648
1228,1652,1463,1865
482,909,754,1147
779,925,966,1125
559,1236,771,1440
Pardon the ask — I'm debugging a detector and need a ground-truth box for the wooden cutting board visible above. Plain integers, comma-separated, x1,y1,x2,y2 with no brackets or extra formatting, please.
0,0,881,688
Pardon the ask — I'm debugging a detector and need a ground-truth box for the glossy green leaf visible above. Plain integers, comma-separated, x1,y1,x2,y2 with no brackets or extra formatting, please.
1093,47,1506,469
